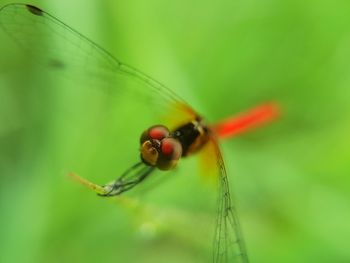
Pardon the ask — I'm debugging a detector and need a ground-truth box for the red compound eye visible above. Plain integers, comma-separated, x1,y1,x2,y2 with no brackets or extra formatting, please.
161,140,174,155
149,125,169,140
161,138,182,159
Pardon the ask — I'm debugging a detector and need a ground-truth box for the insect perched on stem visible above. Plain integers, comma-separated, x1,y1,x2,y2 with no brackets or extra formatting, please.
0,4,279,262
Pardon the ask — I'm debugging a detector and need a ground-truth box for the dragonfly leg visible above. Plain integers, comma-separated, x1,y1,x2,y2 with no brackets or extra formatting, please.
99,163,155,197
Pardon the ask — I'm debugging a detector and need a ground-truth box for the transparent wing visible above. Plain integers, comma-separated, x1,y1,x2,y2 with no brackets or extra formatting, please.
209,137,249,263
0,3,197,128
0,4,248,262
0,3,198,187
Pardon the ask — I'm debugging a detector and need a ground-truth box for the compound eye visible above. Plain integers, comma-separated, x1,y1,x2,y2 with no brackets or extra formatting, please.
149,125,169,140
140,125,170,144
161,138,182,161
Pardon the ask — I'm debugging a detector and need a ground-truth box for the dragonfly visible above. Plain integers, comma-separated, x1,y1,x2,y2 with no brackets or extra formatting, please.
0,4,279,262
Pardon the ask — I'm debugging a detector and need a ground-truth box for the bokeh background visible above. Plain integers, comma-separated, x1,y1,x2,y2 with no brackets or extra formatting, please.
0,0,349,263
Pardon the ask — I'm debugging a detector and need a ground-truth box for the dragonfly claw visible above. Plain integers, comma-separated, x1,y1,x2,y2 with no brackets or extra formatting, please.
98,182,124,196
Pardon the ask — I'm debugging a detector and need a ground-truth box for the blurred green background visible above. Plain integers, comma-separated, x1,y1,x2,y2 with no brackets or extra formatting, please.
0,0,349,262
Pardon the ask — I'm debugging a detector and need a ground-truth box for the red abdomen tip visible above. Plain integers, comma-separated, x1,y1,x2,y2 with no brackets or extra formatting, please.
212,102,280,139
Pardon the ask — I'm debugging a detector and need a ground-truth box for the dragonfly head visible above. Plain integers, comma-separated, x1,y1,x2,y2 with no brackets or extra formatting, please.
140,125,182,170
